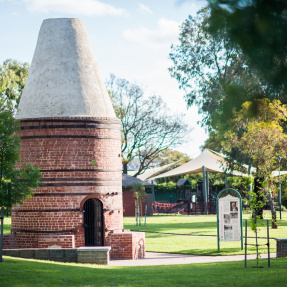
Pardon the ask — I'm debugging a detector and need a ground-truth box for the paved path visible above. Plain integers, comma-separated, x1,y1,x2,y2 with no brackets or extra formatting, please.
110,252,276,266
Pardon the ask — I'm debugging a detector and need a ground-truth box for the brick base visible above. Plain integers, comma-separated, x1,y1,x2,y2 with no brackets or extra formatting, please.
107,231,145,259
38,235,75,249
3,234,17,249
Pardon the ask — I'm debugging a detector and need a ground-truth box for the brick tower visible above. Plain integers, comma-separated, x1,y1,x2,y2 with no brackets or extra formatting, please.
11,18,133,255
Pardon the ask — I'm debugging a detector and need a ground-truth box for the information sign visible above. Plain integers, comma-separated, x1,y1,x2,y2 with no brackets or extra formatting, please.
219,195,240,241
216,188,243,251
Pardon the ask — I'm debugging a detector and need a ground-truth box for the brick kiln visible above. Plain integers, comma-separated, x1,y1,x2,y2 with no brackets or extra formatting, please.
9,18,145,259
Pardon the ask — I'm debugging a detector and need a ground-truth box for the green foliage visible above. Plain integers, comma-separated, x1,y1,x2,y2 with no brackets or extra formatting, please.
282,194,287,209
154,182,176,193
227,176,252,193
224,99,287,178
169,6,268,135
0,59,29,107
0,101,41,208
201,131,223,152
208,0,287,89
132,182,145,201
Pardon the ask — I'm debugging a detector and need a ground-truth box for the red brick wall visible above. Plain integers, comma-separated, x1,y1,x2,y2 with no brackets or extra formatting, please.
123,188,146,217
38,235,75,248
3,234,17,249
106,231,145,259
12,117,123,248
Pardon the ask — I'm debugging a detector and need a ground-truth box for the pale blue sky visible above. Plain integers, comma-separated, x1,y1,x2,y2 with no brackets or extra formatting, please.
0,0,208,157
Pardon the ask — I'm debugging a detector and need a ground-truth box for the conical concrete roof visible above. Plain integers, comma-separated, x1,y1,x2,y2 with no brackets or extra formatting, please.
16,18,116,119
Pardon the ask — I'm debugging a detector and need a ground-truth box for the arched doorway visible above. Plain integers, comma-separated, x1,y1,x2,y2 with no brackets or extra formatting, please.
83,198,104,246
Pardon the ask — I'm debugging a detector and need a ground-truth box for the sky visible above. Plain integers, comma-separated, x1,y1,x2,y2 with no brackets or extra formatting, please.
0,0,208,158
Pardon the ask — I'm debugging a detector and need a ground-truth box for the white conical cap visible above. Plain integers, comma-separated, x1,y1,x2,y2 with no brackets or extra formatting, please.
16,18,116,119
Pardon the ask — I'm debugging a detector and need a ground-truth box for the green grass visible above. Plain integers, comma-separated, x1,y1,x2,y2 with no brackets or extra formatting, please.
3,216,11,234
124,212,287,256
4,213,287,256
1,256,287,287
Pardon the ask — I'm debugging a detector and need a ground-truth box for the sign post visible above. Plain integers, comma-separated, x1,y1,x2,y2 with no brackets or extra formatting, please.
217,188,243,251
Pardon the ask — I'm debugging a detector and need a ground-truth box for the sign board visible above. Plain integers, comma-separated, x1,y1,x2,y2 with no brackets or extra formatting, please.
219,194,241,241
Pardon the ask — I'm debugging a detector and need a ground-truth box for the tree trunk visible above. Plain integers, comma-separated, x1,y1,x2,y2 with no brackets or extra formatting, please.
254,176,264,219
123,163,128,175
269,198,278,229
0,206,4,263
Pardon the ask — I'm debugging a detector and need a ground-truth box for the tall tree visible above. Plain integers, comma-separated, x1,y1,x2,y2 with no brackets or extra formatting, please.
0,59,29,107
169,6,284,141
0,100,41,262
223,98,287,221
208,0,287,90
107,75,190,177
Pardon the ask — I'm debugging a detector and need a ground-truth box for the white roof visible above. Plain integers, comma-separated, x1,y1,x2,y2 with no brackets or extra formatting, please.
272,171,287,177
151,149,246,179
16,18,116,119
129,160,182,181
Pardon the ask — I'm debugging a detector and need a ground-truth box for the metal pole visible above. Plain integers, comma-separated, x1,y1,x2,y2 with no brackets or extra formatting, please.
217,194,220,251
151,180,155,203
245,220,247,268
240,195,243,250
255,223,259,268
144,205,147,226
136,202,138,226
278,158,282,220
202,166,207,215
0,206,4,263
206,172,209,214
267,219,270,267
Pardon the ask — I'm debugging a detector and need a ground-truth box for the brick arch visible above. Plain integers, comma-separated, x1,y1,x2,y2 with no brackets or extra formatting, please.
80,195,105,211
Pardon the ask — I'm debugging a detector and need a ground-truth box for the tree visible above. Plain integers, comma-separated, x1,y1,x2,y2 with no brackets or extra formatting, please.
156,149,191,167
0,59,29,107
132,182,145,226
200,131,222,152
170,7,271,135
207,0,287,89
0,100,41,263
169,6,287,151
107,75,190,177
223,98,287,225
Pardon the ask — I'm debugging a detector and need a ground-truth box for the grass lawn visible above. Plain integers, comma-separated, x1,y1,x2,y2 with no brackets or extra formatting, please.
1,256,287,287
3,213,287,255
123,212,287,256
3,216,11,234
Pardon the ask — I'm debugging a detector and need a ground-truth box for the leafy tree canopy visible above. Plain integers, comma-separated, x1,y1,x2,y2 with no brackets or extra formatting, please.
223,98,287,178
0,100,41,208
0,100,41,262
0,59,29,107
208,0,287,89
169,6,275,138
